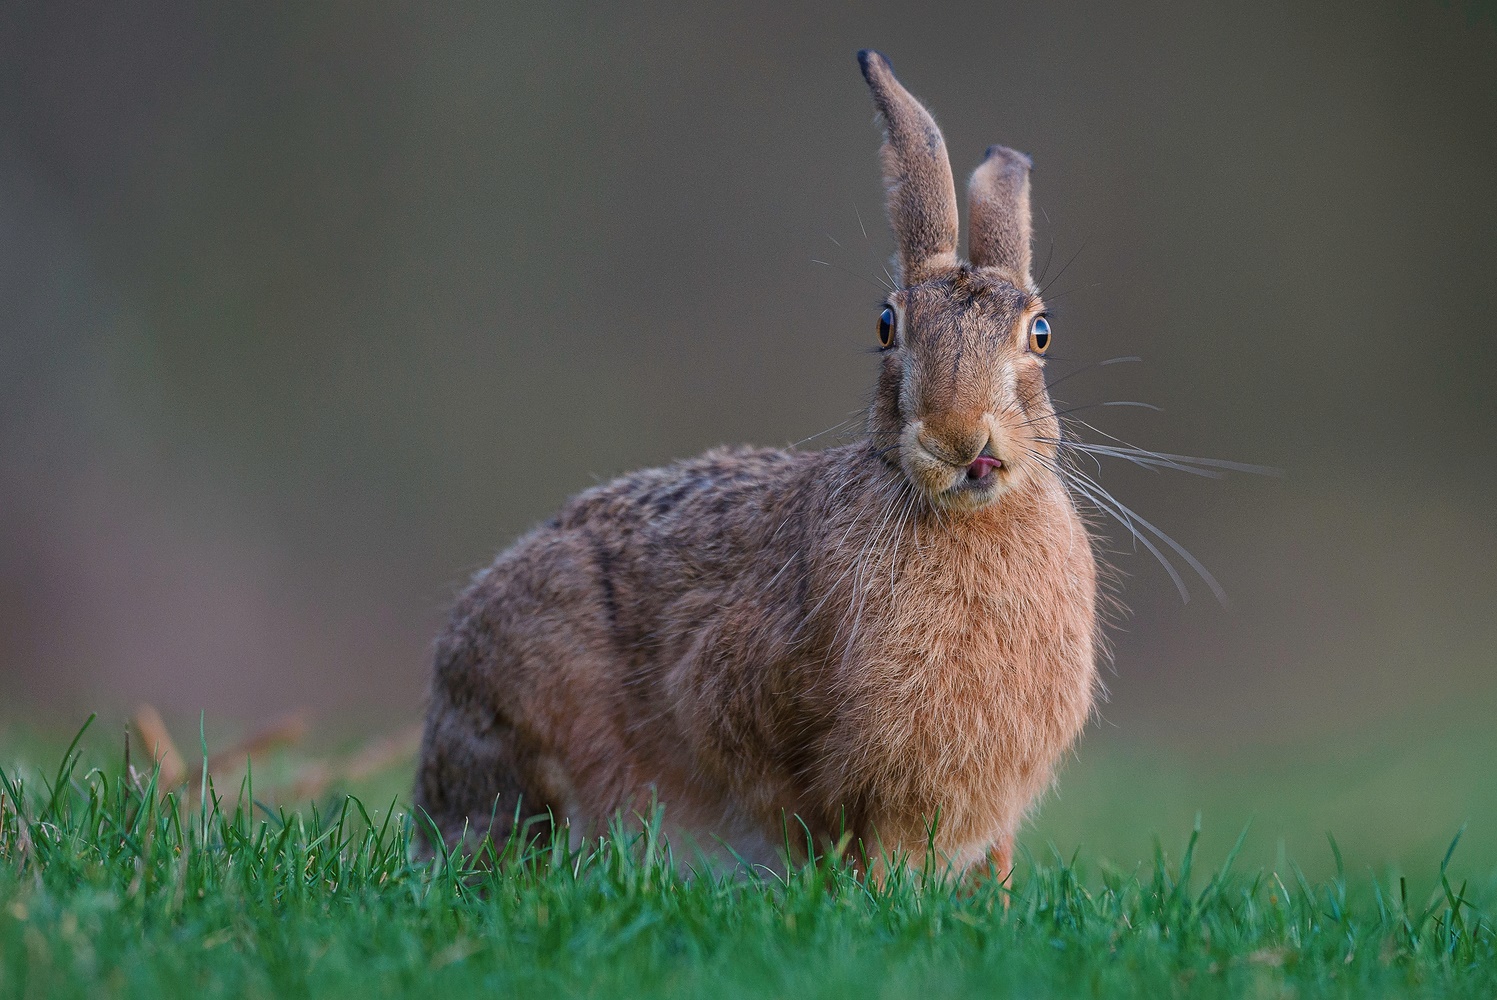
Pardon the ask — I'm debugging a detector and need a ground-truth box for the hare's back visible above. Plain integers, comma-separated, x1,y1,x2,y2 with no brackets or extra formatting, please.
555,445,815,540
437,444,829,687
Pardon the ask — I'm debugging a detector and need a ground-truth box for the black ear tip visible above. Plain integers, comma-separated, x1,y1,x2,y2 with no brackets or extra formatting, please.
984,145,1034,170
857,49,891,79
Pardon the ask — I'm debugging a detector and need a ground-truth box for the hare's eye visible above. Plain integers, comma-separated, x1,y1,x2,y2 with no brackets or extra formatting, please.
1028,315,1052,355
877,306,897,349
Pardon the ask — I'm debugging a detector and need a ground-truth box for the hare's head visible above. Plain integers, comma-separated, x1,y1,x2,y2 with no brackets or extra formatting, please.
859,51,1059,513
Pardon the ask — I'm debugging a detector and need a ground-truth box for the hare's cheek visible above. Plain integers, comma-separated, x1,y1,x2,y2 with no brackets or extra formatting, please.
884,354,917,419
1012,365,1048,419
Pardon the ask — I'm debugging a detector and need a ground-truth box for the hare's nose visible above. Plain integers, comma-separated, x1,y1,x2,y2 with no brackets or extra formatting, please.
917,419,990,468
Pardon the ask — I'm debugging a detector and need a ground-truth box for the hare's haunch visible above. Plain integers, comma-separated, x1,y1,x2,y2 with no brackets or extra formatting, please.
415,51,1099,878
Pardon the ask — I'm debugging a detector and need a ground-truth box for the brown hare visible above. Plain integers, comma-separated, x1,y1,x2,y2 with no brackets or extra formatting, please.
415,50,1100,881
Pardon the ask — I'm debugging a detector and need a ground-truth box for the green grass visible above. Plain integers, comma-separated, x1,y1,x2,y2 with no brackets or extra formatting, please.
2,720,1495,998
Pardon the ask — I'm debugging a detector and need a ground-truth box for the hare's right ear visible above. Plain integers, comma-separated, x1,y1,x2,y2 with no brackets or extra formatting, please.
967,145,1034,287
858,50,959,286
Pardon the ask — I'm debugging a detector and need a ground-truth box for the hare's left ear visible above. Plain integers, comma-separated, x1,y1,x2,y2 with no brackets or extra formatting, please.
967,145,1034,286
858,50,959,286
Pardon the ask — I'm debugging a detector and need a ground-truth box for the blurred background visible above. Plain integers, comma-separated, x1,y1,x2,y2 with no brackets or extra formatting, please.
2,0,1495,875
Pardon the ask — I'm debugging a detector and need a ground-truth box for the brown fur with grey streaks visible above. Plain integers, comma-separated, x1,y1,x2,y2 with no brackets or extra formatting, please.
414,50,1100,879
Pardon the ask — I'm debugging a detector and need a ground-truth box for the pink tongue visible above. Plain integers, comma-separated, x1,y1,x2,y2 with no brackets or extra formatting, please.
968,456,1003,479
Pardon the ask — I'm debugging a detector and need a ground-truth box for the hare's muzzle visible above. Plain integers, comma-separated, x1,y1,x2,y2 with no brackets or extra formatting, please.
899,418,1018,510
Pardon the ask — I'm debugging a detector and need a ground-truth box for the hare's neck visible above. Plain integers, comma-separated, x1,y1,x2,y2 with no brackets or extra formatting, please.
908,478,1059,574
861,473,1086,653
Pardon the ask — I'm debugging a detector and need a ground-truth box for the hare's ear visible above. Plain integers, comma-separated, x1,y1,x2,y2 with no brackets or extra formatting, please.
858,50,958,286
967,145,1033,285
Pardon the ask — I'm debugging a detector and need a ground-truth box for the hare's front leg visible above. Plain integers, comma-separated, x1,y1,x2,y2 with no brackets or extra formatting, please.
987,835,1014,885
980,835,1016,907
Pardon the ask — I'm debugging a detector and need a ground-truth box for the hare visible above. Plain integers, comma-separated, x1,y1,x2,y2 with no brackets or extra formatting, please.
414,50,1099,880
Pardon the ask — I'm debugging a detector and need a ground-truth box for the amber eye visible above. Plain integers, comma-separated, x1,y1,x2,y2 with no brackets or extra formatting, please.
1028,314,1052,354
877,306,896,349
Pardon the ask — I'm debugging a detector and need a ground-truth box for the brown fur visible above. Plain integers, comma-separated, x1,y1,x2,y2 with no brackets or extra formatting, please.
414,51,1100,877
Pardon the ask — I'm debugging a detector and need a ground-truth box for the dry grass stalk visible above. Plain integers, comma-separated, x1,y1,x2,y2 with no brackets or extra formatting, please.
132,706,309,793
128,706,420,802
290,723,423,800
188,710,310,788
131,705,186,788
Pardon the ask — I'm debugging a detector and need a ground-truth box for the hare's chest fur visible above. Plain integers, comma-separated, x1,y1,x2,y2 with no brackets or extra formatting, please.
828,502,1097,852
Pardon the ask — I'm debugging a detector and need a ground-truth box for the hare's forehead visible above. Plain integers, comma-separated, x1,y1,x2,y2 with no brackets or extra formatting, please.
903,281,1034,329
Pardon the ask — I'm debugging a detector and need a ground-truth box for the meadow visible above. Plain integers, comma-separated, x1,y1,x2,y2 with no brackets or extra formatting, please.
1,716,1494,999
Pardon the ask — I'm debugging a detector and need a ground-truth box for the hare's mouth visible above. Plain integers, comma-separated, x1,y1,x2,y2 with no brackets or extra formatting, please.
898,422,1017,509
945,456,1008,502
965,455,1003,482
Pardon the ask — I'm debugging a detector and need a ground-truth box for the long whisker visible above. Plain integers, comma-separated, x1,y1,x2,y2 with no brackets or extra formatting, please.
1043,447,1228,605
1011,355,1143,424
887,489,916,595
851,203,898,290
1028,356,1144,406
1018,400,1163,428
1032,449,1192,601
1040,282,1102,305
1052,439,1228,479
798,475,897,640
812,258,893,294
1071,476,1191,601
1093,484,1228,605
1040,243,1087,297
1036,236,1056,288
790,412,865,450
839,477,908,657
1047,452,1145,553
1054,416,1282,477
